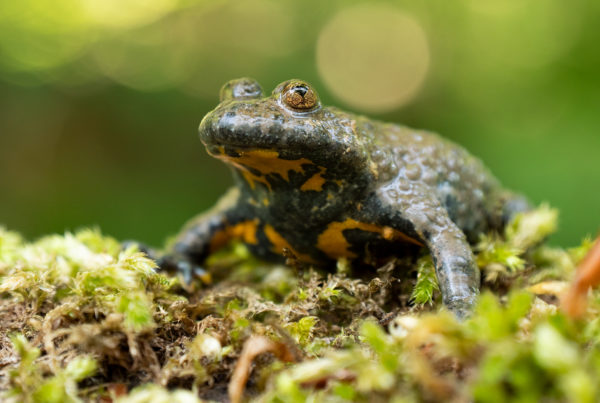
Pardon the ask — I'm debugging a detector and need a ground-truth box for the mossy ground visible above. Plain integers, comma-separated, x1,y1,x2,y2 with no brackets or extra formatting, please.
0,205,597,402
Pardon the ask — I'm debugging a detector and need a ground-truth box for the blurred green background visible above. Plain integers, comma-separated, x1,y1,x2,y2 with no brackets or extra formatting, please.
0,0,598,247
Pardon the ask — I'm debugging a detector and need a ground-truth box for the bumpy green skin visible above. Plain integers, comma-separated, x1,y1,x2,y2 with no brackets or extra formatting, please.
170,78,529,318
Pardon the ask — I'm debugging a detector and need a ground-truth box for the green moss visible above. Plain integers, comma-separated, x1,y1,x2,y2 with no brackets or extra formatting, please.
0,204,598,402
410,255,439,306
116,385,202,403
284,316,319,347
477,204,559,282
5,334,97,403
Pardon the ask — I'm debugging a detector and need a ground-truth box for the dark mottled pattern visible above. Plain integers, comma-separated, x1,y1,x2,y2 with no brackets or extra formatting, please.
170,78,530,318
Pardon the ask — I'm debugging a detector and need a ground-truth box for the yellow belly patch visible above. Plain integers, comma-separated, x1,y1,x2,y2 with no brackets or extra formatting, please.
210,148,325,191
264,224,316,263
209,219,259,252
300,167,327,192
317,218,423,259
234,149,310,180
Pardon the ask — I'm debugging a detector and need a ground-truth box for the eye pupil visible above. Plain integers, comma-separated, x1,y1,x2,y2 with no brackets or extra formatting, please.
294,86,308,97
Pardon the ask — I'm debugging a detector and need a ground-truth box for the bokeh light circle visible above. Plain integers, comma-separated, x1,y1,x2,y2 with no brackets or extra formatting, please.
316,5,430,112
0,0,90,71
465,0,581,70
81,0,178,29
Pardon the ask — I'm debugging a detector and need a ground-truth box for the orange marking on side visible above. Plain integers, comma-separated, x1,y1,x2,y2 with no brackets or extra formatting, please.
263,224,316,263
239,170,271,190
208,148,317,190
317,218,422,259
209,219,259,252
208,148,272,190
300,167,327,192
235,149,312,181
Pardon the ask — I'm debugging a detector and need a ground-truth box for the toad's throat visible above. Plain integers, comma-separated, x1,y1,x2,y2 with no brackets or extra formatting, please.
208,146,326,191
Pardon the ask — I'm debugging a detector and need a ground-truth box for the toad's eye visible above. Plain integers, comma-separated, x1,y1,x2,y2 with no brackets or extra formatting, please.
280,81,320,111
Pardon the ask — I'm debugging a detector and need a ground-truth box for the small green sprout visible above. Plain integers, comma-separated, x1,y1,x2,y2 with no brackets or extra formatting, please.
476,204,558,281
476,234,525,275
319,285,342,301
284,316,318,346
410,255,439,306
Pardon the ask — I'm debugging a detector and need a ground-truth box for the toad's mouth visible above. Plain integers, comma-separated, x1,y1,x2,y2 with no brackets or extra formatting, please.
205,144,325,191
205,143,271,156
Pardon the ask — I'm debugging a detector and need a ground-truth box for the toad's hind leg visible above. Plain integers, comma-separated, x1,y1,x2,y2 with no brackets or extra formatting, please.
484,190,532,233
377,185,480,318
501,191,531,223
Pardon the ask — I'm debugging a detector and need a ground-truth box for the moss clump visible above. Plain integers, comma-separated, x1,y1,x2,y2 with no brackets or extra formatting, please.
0,205,596,402
5,334,97,403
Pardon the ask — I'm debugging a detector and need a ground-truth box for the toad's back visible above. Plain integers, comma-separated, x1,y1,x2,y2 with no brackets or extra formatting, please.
362,119,508,240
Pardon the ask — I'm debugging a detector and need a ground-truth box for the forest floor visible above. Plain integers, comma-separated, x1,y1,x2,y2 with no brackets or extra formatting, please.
0,205,598,403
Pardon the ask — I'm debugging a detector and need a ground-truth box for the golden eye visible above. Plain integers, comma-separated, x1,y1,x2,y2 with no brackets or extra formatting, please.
281,81,319,111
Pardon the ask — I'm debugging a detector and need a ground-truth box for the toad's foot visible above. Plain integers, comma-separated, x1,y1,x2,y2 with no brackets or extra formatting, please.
158,255,211,285
122,240,210,285
378,185,481,319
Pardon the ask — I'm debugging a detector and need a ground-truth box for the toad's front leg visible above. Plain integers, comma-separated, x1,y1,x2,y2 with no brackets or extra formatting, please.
375,184,480,318
423,221,480,319
161,188,258,282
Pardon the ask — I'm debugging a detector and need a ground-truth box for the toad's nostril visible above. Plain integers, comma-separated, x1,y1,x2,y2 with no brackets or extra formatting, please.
220,78,263,102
